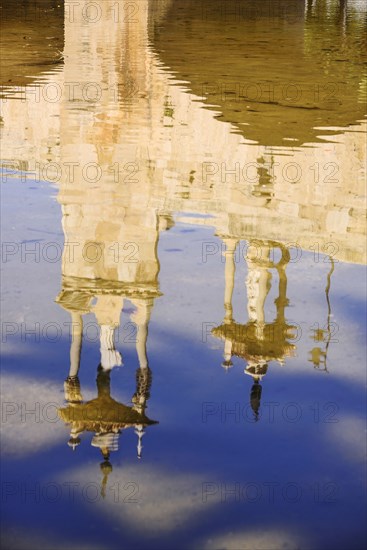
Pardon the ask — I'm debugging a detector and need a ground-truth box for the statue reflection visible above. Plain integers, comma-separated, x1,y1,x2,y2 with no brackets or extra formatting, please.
59,294,157,496
57,294,158,497
212,239,297,421
55,174,168,494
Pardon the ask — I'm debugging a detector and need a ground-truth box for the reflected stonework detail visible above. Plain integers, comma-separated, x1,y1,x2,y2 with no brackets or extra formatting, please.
59,362,157,497
1,0,366,548
211,239,337,419
0,0,364,460
56,168,162,484
1,0,365,264
212,240,297,420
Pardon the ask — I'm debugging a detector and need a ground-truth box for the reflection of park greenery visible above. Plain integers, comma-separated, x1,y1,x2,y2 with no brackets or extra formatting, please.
152,0,367,145
304,0,367,102
0,0,64,89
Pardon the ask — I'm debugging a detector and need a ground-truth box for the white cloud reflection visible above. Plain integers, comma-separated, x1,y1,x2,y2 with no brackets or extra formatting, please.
58,463,215,536
2,528,108,550
0,373,66,458
327,413,367,463
195,529,304,550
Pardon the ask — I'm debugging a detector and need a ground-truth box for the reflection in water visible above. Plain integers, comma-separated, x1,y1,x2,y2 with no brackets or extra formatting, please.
308,258,335,373
153,0,367,145
0,0,366,548
211,239,338,419
59,362,157,497
1,1,365,263
212,240,297,420
56,198,161,493
0,0,64,88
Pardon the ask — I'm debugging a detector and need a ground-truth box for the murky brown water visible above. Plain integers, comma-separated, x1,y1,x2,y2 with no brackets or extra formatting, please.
1,1,366,549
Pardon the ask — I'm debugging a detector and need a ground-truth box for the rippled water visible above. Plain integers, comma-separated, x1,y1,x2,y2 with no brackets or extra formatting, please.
1,1,366,549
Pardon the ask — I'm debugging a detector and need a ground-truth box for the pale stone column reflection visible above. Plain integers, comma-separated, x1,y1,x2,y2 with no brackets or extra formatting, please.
213,241,297,420
222,238,239,370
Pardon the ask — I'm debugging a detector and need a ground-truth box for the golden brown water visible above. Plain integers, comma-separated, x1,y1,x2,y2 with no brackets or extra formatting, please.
1,1,366,549
153,0,367,145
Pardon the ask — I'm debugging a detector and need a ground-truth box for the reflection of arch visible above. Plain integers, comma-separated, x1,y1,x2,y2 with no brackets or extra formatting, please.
212,239,296,420
245,240,291,269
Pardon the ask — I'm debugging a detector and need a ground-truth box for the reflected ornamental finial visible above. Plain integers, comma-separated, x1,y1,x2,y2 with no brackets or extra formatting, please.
100,459,113,499
135,425,145,459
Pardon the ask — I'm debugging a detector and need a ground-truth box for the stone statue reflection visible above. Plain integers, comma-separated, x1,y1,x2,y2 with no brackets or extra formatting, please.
54,132,169,494
212,239,297,421
57,296,158,497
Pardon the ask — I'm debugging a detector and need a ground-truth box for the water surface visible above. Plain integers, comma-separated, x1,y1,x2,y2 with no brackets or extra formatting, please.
1,1,366,549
